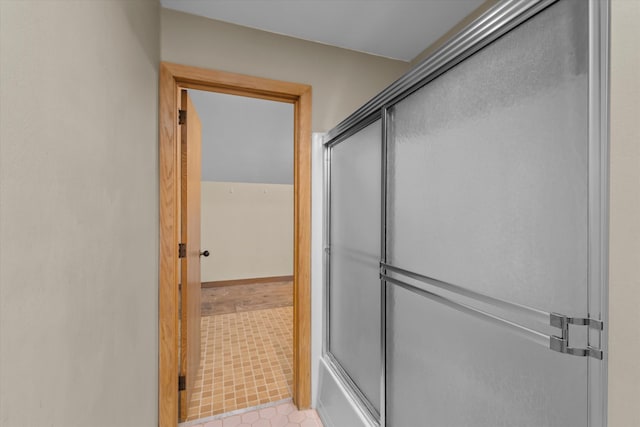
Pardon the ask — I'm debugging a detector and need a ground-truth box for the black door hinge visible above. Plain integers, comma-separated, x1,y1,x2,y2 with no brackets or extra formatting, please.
178,109,186,125
178,375,186,391
178,243,186,258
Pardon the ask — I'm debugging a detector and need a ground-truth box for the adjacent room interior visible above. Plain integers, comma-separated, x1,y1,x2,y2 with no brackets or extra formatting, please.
184,90,295,422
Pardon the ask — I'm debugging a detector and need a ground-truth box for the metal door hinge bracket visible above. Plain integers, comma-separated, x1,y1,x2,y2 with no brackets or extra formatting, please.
550,313,603,330
178,109,186,125
178,375,186,391
178,243,186,259
549,313,603,360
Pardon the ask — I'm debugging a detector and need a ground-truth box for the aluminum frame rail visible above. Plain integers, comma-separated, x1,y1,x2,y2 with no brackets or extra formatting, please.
381,265,603,360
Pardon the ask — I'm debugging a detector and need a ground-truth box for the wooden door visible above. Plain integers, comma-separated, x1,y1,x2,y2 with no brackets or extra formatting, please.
159,64,312,427
179,89,202,421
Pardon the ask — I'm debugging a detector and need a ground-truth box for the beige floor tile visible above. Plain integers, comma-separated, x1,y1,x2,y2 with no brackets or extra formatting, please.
186,307,293,421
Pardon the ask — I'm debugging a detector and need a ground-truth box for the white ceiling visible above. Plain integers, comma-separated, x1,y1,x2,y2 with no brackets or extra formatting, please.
160,0,486,62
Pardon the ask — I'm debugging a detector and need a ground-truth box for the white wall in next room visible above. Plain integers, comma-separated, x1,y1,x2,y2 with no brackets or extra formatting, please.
201,181,293,282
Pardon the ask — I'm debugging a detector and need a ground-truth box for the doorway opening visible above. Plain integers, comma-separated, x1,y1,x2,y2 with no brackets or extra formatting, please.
159,62,312,427
185,88,295,421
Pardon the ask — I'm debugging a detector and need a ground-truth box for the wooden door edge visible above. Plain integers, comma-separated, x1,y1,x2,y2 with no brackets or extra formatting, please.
159,63,180,427
293,88,312,410
158,62,312,427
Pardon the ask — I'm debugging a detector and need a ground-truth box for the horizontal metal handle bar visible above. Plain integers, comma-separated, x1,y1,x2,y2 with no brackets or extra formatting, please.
381,263,550,324
382,274,551,349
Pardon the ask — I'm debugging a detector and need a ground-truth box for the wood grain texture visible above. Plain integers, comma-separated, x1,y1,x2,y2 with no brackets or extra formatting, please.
159,62,312,427
293,88,312,409
179,91,202,421
201,275,294,289
179,81,295,104
159,63,179,427
162,62,306,101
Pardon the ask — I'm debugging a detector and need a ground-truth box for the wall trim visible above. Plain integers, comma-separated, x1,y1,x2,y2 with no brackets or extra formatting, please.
201,275,294,288
159,62,312,427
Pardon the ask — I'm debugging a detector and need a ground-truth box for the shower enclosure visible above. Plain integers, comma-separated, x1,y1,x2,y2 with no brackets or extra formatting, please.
319,0,609,426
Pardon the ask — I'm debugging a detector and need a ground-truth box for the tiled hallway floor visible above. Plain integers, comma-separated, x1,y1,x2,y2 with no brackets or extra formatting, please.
187,401,323,427
187,306,294,420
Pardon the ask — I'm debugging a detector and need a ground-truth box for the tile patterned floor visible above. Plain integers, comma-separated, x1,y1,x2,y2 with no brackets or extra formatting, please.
187,307,294,420
187,401,323,427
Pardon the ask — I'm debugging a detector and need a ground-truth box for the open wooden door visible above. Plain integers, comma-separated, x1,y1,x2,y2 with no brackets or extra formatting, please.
179,89,202,421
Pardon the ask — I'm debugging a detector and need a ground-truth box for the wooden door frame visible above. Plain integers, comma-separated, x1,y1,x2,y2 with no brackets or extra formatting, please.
159,62,312,427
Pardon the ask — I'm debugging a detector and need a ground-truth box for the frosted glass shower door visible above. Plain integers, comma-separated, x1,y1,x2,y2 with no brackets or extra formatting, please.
328,120,381,414
321,1,605,426
385,1,595,426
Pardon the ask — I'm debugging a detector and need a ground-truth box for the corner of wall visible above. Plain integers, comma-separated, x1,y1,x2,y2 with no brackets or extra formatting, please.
409,0,500,67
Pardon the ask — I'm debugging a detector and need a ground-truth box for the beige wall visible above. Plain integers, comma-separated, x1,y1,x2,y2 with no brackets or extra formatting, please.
201,182,293,282
609,1,640,426
161,9,410,132
0,1,159,426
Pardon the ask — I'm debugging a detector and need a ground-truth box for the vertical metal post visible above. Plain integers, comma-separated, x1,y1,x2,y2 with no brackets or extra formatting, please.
380,106,391,427
587,0,609,426
323,142,332,355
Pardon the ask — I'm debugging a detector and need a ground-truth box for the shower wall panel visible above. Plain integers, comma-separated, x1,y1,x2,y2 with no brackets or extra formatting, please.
321,1,606,426
328,120,382,412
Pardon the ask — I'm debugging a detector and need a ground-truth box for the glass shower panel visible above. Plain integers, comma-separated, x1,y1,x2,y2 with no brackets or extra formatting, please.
388,0,589,315
386,0,592,424
386,284,588,427
329,120,381,412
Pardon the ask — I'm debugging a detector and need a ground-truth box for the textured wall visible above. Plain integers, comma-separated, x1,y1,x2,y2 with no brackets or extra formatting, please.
161,9,410,133
609,1,640,426
201,182,293,282
0,1,160,426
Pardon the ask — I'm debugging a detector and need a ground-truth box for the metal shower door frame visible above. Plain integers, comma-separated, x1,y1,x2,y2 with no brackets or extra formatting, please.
322,1,610,426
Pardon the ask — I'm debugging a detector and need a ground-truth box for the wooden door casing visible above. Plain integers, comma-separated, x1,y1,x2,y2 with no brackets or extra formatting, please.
159,63,311,427
179,90,202,421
